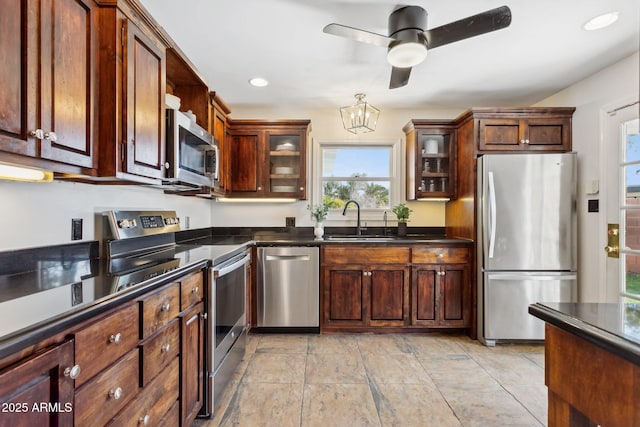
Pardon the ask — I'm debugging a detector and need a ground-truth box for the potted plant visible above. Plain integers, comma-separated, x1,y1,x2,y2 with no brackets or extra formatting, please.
392,202,412,236
308,202,330,239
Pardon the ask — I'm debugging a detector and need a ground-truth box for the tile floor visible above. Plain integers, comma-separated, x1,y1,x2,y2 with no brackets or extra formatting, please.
194,333,547,427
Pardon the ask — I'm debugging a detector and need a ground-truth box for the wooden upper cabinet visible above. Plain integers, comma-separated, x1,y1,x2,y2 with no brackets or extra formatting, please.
0,0,97,173
404,120,457,200
122,20,166,179
227,120,310,199
474,108,574,153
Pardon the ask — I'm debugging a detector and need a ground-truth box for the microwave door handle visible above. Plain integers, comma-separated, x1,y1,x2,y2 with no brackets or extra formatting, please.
205,146,219,179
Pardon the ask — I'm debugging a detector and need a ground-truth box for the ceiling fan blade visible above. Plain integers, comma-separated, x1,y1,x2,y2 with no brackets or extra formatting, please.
389,66,412,89
323,23,395,48
423,5,512,50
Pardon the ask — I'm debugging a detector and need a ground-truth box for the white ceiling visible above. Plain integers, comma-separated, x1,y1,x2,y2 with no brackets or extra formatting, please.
139,0,639,111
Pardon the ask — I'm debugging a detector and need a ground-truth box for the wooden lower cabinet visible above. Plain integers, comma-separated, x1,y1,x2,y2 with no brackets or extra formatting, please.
321,244,471,332
0,340,75,427
0,269,206,427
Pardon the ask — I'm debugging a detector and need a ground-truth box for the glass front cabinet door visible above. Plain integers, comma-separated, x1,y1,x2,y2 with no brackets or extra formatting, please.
404,121,457,200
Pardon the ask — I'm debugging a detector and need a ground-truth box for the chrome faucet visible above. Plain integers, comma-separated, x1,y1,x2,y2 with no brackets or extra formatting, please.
383,211,388,235
342,200,361,235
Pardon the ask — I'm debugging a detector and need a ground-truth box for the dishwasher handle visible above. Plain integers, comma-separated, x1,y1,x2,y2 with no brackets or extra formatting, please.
265,254,311,261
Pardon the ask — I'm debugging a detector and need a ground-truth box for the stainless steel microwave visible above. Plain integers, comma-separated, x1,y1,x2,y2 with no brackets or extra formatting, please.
165,109,219,190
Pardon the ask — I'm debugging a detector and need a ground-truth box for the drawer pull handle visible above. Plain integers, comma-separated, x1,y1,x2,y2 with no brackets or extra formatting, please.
109,333,122,344
192,286,199,295
63,364,81,379
161,343,171,353
139,415,150,425
30,129,44,139
437,253,444,258
109,387,123,400
160,302,171,312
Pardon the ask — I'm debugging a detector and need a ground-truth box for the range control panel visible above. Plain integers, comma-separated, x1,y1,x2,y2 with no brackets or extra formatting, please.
106,210,181,239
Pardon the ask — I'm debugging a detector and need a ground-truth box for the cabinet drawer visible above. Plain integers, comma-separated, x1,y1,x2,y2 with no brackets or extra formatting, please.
180,270,204,311
107,357,179,427
140,283,180,339
322,246,410,264
158,400,180,427
75,349,139,427
412,247,470,264
140,318,179,386
74,303,139,387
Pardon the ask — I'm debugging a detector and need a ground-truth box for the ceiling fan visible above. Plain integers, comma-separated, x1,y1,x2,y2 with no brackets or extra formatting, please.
323,5,512,89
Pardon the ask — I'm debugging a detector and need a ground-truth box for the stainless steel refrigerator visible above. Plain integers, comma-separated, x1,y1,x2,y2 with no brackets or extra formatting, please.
477,153,577,346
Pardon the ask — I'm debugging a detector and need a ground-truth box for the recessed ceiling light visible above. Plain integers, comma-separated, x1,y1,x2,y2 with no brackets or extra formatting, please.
249,77,269,87
583,11,619,31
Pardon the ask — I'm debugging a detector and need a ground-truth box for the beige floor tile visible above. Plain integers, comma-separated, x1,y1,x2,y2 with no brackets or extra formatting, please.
370,383,462,427
403,333,467,356
218,382,304,427
242,353,306,384
504,384,548,426
356,334,412,354
363,353,432,385
306,352,367,384
301,383,381,427
308,334,360,354
418,353,503,392
471,352,544,386
254,334,309,353
439,387,543,426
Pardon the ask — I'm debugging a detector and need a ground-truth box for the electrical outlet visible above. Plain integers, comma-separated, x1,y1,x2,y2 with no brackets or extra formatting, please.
184,216,190,229
71,218,83,240
286,217,295,228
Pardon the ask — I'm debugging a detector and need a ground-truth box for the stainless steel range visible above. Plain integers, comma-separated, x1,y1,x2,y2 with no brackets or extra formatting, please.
103,210,249,417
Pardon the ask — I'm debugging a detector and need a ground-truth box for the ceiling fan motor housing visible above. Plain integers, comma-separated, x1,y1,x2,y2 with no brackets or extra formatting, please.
388,5,427,44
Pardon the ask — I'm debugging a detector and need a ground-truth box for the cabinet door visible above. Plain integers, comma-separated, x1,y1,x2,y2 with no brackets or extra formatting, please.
0,0,37,157
478,117,571,152
0,340,75,427
413,129,456,199
0,0,96,168
322,267,366,326
39,0,97,168
123,20,166,179
477,118,522,151
440,263,470,327
369,267,409,326
229,132,262,193
523,117,571,151
265,129,307,199
181,302,204,427
212,107,228,191
412,266,438,326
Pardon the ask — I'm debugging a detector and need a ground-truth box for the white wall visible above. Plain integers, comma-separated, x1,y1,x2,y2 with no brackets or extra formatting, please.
211,107,462,228
0,180,212,251
535,52,639,302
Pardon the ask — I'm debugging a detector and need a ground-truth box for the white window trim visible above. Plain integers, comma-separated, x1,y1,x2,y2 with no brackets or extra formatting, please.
310,138,404,223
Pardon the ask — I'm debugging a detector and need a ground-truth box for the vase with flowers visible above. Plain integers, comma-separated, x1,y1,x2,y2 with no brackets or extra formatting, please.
308,202,330,239
392,203,412,237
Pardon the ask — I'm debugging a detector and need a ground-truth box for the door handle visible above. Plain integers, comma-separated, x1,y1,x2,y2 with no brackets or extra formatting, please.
605,223,619,258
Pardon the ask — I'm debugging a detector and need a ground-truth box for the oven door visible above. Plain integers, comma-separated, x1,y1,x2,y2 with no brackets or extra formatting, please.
206,251,249,413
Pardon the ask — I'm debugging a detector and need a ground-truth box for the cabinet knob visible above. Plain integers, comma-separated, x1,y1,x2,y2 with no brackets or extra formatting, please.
160,302,171,312
437,253,444,258
164,162,170,169
139,415,150,425
257,186,262,191
29,129,44,140
161,343,171,353
63,364,81,379
109,387,123,400
192,286,199,295
44,131,57,142
109,333,122,344
299,187,304,191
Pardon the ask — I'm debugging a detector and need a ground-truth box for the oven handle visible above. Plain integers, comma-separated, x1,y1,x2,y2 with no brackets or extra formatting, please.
212,252,250,278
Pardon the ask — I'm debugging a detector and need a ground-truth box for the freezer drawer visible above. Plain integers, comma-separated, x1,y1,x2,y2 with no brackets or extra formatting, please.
257,247,319,327
483,272,576,342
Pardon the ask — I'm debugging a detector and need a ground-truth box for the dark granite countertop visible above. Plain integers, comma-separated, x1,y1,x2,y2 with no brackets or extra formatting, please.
529,302,640,365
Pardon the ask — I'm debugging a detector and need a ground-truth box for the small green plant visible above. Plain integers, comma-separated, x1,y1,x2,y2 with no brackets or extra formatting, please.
308,202,330,222
392,203,412,223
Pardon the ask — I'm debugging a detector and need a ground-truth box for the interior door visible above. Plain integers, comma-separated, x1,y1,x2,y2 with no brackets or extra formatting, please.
605,102,640,302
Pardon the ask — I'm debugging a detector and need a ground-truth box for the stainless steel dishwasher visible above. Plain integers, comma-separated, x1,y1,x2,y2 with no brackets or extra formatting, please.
257,246,319,330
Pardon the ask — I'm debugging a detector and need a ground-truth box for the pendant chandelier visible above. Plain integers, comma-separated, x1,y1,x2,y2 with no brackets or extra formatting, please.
340,93,380,134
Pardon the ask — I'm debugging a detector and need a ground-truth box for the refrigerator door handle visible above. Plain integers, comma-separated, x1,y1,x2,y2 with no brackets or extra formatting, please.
489,273,577,281
488,171,496,258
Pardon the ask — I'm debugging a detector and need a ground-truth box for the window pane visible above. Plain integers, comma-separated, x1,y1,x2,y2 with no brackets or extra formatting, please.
623,119,640,163
322,180,390,209
625,208,640,250
625,253,640,297
624,165,640,199
322,147,390,178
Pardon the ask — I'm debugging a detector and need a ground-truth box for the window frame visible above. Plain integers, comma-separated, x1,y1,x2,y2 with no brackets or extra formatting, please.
311,138,403,222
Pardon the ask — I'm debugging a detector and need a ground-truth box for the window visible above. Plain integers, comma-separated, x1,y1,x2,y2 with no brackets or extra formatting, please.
312,140,402,219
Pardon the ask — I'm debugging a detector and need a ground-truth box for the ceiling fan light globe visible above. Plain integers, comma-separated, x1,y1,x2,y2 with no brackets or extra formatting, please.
387,42,427,68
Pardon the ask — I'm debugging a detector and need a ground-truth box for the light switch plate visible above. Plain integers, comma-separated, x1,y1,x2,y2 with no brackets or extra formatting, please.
71,218,83,240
